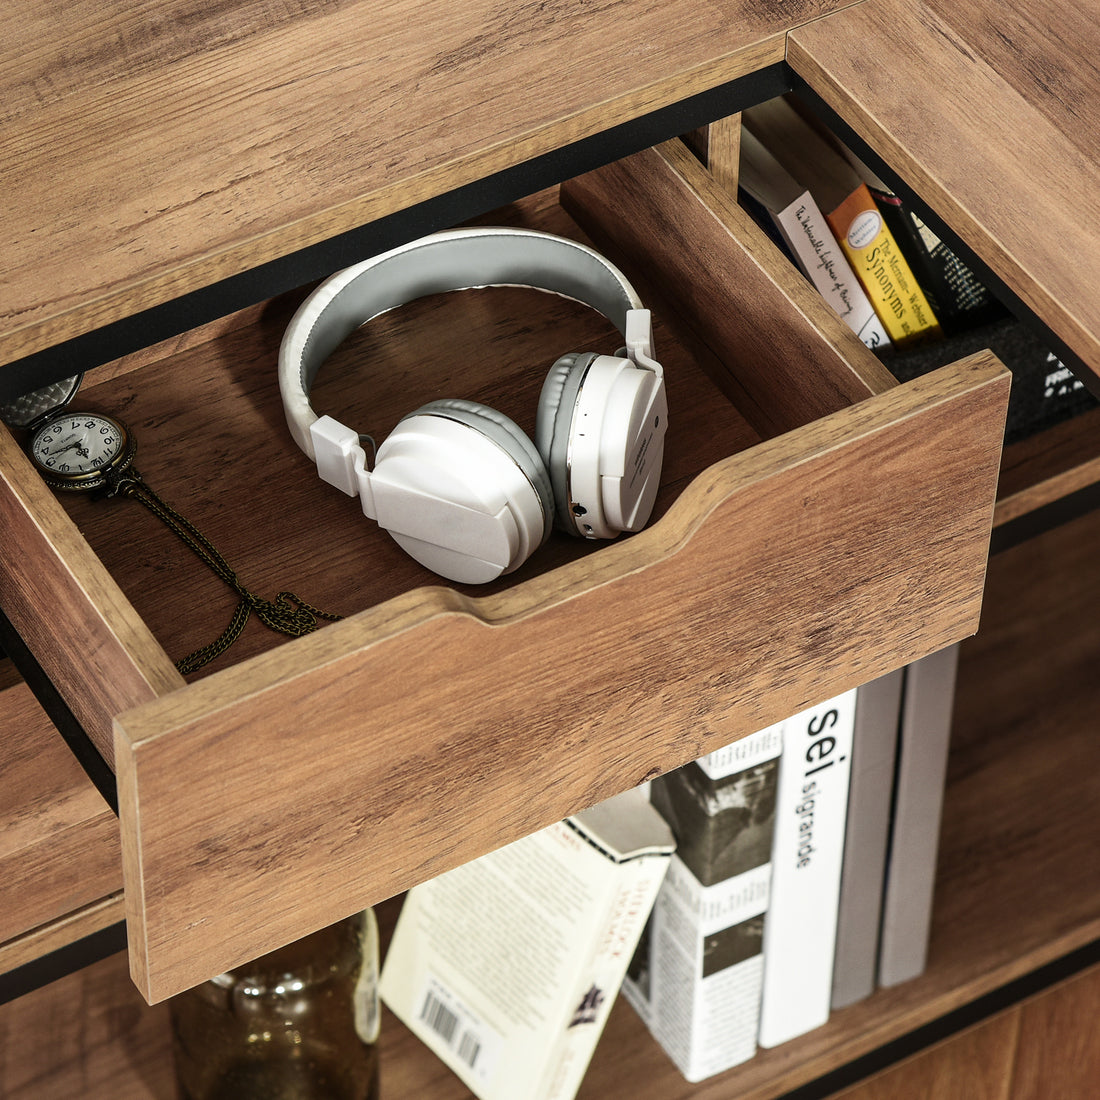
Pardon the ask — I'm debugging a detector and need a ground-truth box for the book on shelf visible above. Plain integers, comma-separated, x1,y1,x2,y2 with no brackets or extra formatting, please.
743,96,942,348
378,786,674,1100
878,644,960,988
758,689,857,1048
837,141,1007,336
738,127,891,351
830,669,904,1010
622,722,783,1081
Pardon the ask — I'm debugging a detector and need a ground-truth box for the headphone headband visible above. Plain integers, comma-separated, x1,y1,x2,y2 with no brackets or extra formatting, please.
279,226,648,459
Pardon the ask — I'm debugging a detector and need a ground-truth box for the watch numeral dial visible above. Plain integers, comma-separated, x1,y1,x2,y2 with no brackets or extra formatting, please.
29,411,135,490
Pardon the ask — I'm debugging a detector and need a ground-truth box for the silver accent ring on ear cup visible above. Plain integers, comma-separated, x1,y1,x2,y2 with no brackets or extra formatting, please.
535,352,599,533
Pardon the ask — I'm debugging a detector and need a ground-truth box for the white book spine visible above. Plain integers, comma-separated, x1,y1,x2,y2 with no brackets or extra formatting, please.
758,690,857,1048
773,192,891,351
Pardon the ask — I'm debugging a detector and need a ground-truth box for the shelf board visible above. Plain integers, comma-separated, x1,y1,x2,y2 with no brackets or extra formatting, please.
994,406,1100,527
0,668,120,948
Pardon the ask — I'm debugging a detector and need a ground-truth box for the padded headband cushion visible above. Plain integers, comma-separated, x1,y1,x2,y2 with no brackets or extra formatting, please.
279,227,644,459
408,398,555,542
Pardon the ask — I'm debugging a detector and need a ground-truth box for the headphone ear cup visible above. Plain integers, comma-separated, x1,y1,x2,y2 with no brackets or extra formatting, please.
535,352,599,532
411,398,555,543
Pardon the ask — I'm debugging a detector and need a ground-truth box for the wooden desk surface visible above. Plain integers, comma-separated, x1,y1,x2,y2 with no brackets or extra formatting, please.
0,0,850,375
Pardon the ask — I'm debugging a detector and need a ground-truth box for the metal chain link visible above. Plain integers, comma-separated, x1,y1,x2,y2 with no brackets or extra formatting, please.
112,470,343,675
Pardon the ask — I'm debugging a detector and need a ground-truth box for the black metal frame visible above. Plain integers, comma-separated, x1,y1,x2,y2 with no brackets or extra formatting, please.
0,606,117,813
0,921,127,1007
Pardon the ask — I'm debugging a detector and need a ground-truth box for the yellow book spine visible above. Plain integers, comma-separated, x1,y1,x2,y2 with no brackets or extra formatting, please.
827,184,941,347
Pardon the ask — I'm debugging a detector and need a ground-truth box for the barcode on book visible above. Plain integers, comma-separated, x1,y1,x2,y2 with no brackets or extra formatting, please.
417,983,499,1083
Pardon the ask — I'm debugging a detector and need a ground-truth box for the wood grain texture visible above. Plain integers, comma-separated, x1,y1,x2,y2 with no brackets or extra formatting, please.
0,0,860,369
0,893,124,976
995,406,1100,526
681,114,743,194
1010,964,1100,1100
831,1012,1019,1100
0,681,121,944
0,425,184,764
0,950,170,1100
788,0,1100,383
561,141,899,438
115,349,1006,1002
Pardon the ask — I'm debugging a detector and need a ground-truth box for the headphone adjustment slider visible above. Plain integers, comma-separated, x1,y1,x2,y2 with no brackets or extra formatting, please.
310,415,377,518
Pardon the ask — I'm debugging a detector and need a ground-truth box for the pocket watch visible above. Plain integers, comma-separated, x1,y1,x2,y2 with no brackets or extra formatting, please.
28,410,137,492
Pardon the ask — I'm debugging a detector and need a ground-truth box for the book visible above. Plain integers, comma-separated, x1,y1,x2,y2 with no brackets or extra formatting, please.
878,644,960,988
622,722,782,1081
830,669,904,1009
757,690,857,1048
378,786,674,1100
743,96,942,347
738,127,891,351
837,142,1006,335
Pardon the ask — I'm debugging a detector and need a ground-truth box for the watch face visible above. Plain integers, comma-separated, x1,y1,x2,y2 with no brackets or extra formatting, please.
30,412,135,490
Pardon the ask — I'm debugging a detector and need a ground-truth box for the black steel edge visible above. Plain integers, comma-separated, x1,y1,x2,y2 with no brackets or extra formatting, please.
776,938,1100,1100
0,63,793,403
790,78,1100,406
0,605,119,814
0,920,127,1006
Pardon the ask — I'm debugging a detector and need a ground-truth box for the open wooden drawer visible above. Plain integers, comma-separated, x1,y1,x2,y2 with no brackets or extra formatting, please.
0,140,1009,1004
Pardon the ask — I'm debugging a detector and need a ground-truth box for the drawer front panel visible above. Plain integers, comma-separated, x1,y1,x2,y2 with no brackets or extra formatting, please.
117,351,1007,1002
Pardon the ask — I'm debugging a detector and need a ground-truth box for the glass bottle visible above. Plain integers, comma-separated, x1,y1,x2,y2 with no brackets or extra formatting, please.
170,910,380,1100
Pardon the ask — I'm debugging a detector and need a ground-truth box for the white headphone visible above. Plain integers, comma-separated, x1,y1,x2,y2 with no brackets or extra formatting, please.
279,226,667,584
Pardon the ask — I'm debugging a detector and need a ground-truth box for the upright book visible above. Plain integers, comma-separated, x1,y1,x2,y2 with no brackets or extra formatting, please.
757,690,857,1048
830,669,904,1009
838,142,1006,335
878,645,960,987
623,722,783,1081
743,96,941,348
379,787,674,1100
738,127,891,351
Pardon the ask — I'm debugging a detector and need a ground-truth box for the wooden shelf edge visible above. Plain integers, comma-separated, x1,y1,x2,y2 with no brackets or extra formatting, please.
0,893,125,978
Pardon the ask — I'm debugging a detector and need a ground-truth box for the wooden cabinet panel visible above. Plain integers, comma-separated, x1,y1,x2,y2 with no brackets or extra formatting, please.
787,0,1100,383
0,677,121,946
0,0,861,369
834,1013,1018,1100
1010,964,1100,1100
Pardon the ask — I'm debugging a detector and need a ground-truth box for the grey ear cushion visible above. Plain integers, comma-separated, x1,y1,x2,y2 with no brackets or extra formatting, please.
535,352,598,531
409,398,554,542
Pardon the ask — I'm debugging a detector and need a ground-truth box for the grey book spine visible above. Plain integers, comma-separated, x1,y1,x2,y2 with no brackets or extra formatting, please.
830,668,904,1009
877,644,960,987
